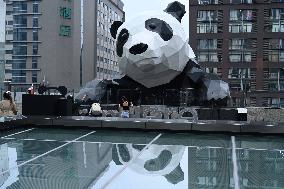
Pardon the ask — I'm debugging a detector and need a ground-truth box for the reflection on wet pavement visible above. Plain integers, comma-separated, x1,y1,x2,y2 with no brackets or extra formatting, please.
0,128,283,189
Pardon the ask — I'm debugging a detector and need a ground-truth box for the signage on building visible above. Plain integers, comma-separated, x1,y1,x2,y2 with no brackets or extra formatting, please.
59,0,72,37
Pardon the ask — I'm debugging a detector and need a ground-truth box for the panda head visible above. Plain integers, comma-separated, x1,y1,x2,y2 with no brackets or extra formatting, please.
91,103,101,111
110,1,195,88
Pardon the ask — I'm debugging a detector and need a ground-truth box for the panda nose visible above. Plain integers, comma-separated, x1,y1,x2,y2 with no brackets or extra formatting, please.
129,43,148,55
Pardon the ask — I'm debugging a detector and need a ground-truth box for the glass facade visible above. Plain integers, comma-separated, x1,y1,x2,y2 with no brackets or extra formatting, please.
96,0,123,79
8,1,41,91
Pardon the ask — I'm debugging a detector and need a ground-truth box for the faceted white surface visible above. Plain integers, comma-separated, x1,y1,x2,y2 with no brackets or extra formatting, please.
116,11,195,88
115,144,185,176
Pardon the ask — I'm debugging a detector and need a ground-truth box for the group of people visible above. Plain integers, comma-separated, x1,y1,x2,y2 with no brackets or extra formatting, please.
0,91,17,116
88,96,132,118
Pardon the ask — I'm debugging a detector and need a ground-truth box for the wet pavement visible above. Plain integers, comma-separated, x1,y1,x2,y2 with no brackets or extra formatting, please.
0,128,283,189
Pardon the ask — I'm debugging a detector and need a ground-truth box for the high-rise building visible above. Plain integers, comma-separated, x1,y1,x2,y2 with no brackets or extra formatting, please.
4,0,124,92
0,0,5,42
4,0,81,92
94,0,124,80
189,0,284,107
0,42,5,91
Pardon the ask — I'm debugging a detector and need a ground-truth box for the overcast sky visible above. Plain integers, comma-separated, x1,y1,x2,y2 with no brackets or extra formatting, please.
0,0,189,42
0,0,5,42
123,0,189,36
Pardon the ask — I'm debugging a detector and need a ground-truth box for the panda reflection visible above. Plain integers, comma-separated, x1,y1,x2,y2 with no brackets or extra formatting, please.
107,1,230,105
112,144,185,185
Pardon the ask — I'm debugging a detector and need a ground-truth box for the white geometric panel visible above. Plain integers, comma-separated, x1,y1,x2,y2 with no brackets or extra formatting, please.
116,11,195,88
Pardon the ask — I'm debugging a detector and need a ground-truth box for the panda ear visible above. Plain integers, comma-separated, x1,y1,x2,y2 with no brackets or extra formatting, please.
110,21,123,39
164,1,186,22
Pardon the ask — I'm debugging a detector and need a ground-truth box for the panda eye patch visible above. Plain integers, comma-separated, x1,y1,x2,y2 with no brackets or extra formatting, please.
145,18,173,41
116,28,129,57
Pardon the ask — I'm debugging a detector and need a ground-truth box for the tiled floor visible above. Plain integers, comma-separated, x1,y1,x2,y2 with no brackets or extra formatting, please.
0,128,283,189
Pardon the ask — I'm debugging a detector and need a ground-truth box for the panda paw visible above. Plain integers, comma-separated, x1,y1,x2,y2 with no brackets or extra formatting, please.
205,80,230,101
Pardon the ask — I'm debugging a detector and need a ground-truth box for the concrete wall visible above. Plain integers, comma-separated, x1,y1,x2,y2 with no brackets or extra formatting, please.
39,0,81,91
247,107,284,123
82,0,97,85
0,42,4,90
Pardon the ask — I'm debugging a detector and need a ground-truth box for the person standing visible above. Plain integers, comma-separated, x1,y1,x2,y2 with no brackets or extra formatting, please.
0,91,18,116
119,96,132,118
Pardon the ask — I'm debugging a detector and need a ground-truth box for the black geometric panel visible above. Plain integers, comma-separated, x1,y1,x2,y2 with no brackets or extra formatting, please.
164,1,186,22
110,21,123,39
145,18,173,41
116,28,129,57
129,43,148,55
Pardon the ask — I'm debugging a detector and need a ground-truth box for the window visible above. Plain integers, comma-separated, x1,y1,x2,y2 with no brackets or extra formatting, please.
13,29,27,41
270,9,284,20
230,0,252,4
6,11,12,15
13,44,27,55
198,39,218,50
229,52,251,62
12,70,26,76
13,2,27,13
33,3,39,13
268,51,284,62
229,53,241,62
230,10,253,21
13,15,27,27
32,71,37,83
268,81,279,91
197,11,217,22
33,30,38,41
268,39,284,49
269,68,284,78
271,23,284,32
5,50,13,54
229,23,252,33
198,0,218,5
197,52,219,62
32,57,37,69
229,68,250,78
33,44,38,55
230,39,244,49
229,10,253,33
33,17,38,27
269,9,284,32
197,23,218,33
12,59,26,69
205,68,218,74
12,77,26,83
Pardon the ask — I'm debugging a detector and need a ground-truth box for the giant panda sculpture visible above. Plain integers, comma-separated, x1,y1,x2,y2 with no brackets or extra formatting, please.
112,144,186,185
76,1,230,106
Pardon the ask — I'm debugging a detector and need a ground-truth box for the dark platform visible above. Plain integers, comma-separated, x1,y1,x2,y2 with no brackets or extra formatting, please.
10,116,283,135
22,94,73,116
